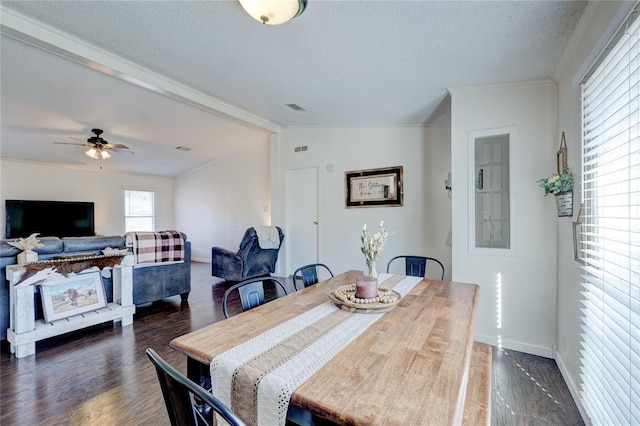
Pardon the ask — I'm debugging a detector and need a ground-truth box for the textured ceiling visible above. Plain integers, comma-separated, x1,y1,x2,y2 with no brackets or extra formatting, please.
0,1,588,176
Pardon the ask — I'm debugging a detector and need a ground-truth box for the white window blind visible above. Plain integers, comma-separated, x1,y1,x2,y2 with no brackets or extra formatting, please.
124,189,155,232
580,6,640,425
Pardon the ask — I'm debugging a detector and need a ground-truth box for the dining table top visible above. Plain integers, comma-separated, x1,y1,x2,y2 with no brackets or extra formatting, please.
170,270,480,425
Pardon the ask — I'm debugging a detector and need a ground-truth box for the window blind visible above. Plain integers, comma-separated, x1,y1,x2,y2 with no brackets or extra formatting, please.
580,5,640,425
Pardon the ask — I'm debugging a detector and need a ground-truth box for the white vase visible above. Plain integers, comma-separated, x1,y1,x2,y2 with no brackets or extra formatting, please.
17,249,38,265
366,259,378,278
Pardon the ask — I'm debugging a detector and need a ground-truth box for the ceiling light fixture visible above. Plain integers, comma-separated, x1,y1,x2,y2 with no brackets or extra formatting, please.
100,150,111,160
238,0,307,25
85,147,99,160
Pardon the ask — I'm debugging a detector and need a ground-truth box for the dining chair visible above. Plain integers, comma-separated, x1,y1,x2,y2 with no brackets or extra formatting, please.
222,277,288,318
145,348,247,426
386,255,445,280
291,263,334,291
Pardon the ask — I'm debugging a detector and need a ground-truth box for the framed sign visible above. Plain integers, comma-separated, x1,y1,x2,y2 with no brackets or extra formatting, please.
345,166,403,208
40,271,106,322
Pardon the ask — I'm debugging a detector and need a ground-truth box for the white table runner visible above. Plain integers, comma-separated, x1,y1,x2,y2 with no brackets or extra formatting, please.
210,273,422,426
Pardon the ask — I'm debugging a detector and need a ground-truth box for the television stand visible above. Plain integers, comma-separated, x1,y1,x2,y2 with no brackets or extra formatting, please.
6,255,135,358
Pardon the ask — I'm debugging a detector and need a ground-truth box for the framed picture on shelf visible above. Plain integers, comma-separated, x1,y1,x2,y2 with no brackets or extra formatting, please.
40,271,106,322
345,166,403,208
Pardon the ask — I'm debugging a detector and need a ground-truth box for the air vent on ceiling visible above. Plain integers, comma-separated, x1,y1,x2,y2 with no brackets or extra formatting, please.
175,146,191,151
286,104,306,112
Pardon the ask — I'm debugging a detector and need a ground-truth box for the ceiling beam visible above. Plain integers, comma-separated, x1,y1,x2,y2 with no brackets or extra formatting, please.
0,6,280,133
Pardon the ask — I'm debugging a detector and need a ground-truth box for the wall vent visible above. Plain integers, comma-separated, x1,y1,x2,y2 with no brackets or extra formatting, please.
294,145,308,153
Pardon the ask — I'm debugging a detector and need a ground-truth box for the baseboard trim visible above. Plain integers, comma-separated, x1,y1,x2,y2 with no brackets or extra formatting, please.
474,333,554,358
192,257,211,263
554,352,588,424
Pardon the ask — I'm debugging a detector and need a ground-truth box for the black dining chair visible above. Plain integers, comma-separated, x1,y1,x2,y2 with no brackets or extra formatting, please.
222,277,288,318
386,255,445,280
291,263,334,291
145,348,247,426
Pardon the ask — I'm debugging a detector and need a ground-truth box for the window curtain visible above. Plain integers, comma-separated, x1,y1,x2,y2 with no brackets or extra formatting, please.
579,5,640,425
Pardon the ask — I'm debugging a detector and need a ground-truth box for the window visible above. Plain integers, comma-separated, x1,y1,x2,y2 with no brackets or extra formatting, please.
124,189,155,232
468,127,515,254
579,6,640,425
474,134,510,249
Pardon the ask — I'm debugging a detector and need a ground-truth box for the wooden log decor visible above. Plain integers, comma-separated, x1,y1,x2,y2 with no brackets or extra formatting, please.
15,255,126,285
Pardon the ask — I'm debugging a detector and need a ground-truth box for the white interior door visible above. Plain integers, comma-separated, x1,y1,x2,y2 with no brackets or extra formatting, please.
285,167,318,276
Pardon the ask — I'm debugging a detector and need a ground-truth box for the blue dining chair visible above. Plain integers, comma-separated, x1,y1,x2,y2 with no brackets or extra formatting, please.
222,277,288,318
386,255,445,280
291,263,334,291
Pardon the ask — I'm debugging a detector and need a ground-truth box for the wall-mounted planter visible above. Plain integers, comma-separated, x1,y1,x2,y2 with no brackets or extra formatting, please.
555,191,573,217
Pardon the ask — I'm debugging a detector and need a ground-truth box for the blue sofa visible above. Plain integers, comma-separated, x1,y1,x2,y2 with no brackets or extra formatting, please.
0,233,191,341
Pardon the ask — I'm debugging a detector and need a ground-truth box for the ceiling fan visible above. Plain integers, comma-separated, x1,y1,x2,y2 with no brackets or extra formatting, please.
53,128,134,159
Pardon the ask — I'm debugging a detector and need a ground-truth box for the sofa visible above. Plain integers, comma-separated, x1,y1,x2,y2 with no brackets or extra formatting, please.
0,232,191,341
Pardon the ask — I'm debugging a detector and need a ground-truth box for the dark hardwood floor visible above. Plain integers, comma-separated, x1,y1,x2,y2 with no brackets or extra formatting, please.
1,262,583,425
491,347,583,425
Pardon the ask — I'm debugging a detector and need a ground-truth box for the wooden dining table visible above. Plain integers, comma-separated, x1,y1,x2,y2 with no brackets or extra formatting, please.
170,270,480,426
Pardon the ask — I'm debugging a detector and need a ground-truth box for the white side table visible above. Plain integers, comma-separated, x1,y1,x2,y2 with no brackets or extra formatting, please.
6,255,135,358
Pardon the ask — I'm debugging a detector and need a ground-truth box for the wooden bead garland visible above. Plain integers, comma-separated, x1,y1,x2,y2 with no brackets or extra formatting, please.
333,284,399,305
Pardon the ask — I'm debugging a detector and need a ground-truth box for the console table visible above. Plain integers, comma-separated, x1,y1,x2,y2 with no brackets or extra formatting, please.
6,254,135,358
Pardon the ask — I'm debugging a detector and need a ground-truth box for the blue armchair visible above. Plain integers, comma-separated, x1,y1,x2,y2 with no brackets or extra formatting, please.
211,227,284,282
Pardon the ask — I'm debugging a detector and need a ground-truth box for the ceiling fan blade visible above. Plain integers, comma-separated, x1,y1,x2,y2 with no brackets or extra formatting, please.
53,141,88,146
54,130,133,158
110,148,134,155
103,143,129,150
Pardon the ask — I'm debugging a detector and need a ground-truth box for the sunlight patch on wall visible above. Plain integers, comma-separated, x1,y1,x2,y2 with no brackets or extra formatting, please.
496,272,503,349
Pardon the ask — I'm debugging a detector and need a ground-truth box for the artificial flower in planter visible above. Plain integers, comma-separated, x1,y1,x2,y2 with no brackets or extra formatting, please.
537,166,574,216
360,221,394,278
8,233,44,264
537,165,574,195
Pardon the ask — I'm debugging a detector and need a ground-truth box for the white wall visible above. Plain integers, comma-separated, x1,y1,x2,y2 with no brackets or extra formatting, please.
174,139,272,262
450,82,558,357
279,126,452,279
553,0,634,418
0,158,175,237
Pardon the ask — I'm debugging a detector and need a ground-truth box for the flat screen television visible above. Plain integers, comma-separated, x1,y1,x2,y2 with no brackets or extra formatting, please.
5,200,95,239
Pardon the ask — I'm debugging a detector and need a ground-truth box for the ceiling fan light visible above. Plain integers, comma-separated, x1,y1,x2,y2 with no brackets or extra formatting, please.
100,150,111,159
85,147,99,160
238,0,306,25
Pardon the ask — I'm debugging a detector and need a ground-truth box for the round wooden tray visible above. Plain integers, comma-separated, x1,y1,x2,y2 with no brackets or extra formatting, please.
328,285,400,314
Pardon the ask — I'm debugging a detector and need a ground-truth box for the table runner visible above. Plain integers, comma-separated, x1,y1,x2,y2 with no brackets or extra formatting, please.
211,273,423,426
